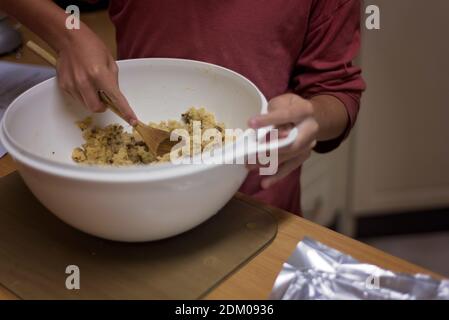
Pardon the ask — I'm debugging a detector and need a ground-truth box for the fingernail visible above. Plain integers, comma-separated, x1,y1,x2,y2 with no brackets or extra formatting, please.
129,119,138,126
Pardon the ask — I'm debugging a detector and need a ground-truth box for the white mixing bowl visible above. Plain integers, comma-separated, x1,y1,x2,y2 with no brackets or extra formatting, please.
0,58,296,242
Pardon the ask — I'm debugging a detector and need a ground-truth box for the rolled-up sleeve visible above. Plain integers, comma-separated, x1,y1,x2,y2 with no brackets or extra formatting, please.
293,0,366,153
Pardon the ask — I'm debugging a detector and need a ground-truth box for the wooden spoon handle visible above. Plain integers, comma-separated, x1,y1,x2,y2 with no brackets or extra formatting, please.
97,90,128,123
26,41,57,67
26,41,127,123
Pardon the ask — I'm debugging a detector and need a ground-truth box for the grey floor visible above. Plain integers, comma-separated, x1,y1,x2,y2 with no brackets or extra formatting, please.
362,231,449,277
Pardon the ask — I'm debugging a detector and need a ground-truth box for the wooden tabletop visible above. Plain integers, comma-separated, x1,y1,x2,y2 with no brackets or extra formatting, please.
0,10,443,300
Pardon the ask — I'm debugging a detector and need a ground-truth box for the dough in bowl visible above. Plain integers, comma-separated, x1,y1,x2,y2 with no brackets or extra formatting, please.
72,107,227,165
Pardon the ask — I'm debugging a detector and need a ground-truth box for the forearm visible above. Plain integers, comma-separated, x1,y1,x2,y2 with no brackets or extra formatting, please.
0,0,90,52
309,95,349,141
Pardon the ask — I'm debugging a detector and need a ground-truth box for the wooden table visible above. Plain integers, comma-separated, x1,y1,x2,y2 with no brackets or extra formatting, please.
0,10,443,300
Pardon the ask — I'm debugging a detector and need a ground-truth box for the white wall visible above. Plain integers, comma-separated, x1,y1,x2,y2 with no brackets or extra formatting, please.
351,0,449,215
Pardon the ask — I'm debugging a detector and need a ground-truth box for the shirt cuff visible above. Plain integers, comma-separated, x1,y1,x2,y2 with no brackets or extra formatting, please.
311,91,360,154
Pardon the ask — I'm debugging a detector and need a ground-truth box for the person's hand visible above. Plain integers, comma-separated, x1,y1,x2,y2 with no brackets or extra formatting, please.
56,30,137,125
248,93,319,189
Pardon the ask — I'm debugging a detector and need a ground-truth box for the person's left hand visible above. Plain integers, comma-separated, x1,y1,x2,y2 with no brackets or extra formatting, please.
247,93,319,189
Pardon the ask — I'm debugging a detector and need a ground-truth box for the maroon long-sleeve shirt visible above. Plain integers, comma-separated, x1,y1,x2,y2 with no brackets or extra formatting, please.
108,0,365,214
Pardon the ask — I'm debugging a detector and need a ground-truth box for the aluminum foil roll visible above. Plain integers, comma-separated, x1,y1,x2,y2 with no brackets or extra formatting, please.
270,237,449,300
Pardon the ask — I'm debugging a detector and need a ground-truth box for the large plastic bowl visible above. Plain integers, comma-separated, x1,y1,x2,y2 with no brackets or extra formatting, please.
0,58,293,242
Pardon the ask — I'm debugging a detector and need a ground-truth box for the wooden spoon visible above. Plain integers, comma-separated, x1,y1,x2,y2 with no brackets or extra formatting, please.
97,90,175,156
26,40,175,157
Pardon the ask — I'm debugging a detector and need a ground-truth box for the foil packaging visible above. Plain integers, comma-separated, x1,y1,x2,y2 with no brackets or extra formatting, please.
270,237,449,300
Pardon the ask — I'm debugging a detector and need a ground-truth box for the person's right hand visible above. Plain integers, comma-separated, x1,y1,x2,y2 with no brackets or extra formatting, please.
56,29,138,125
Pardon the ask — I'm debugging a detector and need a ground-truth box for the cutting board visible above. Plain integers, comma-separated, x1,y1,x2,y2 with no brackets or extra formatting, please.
0,172,277,299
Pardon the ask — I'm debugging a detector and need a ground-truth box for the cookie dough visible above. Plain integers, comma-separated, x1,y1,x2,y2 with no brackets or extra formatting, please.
72,107,226,165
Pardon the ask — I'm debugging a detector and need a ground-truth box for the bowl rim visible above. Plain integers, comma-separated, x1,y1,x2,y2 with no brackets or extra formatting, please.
0,58,267,182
